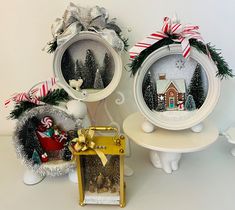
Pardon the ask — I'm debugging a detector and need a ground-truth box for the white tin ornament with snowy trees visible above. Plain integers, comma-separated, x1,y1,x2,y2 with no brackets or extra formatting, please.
133,44,220,131
53,31,122,102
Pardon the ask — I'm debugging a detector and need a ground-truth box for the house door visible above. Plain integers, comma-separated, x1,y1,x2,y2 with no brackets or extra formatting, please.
169,97,175,109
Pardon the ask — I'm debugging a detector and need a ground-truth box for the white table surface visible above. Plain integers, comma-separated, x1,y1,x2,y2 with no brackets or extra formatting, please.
123,112,219,153
2,135,235,210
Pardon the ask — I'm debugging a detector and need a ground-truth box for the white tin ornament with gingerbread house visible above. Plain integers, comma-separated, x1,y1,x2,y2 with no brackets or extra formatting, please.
133,44,220,132
129,16,233,132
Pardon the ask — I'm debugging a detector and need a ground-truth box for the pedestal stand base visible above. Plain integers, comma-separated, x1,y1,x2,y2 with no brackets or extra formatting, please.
23,169,45,185
149,150,182,174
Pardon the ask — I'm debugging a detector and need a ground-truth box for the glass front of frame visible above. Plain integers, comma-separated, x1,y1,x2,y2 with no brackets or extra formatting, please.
54,32,122,102
133,44,220,130
61,38,115,94
142,54,209,122
80,155,121,205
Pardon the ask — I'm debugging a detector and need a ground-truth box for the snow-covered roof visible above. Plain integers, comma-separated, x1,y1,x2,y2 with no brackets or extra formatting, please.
156,79,186,94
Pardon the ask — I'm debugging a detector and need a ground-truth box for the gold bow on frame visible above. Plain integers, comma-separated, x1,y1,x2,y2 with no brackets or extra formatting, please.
72,128,108,166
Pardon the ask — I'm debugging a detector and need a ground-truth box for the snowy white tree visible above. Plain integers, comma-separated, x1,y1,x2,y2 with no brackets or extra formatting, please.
94,69,104,89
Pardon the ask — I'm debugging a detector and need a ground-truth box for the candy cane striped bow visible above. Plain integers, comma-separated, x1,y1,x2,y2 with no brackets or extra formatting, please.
129,17,204,59
5,77,57,106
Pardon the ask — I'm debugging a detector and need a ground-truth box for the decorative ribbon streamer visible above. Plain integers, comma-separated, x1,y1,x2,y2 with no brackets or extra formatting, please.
129,17,205,59
4,91,42,106
37,77,57,98
5,77,57,107
72,128,108,166
46,3,124,52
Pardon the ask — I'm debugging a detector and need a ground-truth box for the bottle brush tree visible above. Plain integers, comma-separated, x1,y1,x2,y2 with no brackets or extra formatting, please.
74,60,83,80
143,71,158,110
32,149,42,165
144,84,155,110
185,94,196,111
189,64,206,109
61,50,75,83
84,49,97,88
94,69,104,89
101,53,112,87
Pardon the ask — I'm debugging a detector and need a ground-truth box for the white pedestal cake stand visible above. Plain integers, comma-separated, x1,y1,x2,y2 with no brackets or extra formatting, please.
223,126,235,156
123,112,219,174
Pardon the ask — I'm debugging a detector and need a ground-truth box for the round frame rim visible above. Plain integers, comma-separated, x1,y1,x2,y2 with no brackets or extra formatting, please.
13,105,77,176
53,31,122,102
133,44,221,130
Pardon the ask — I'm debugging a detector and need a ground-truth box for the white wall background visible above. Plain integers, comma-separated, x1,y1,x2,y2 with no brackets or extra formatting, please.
0,0,235,135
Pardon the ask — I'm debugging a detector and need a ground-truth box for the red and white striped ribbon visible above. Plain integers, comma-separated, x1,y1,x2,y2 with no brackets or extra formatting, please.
5,77,57,107
37,77,57,98
4,90,42,106
129,17,204,59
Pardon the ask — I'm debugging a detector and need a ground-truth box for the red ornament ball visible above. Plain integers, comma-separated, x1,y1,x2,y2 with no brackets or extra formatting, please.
37,124,47,132
41,153,49,162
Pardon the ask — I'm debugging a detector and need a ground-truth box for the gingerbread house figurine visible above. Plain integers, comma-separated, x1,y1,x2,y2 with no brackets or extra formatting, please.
156,74,186,110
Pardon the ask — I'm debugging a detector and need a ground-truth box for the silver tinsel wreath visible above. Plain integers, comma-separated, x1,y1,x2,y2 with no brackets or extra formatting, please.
13,105,82,177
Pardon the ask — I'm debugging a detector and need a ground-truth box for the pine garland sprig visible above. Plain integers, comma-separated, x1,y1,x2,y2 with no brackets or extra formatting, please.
40,88,69,105
129,37,233,79
119,36,129,52
9,101,37,120
189,39,233,79
129,37,174,76
9,89,69,120
47,41,58,53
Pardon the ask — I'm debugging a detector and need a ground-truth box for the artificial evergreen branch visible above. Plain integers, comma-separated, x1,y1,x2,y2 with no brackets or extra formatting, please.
106,22,122,35
118,35,129,52
9,102,37,120
189,39,234,79
40,88,69,105
9,89,69,120
129,37,174,76
129,37,233,80
47,41,58,53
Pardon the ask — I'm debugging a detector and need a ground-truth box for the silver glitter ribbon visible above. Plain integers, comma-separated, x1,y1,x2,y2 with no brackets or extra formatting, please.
49,3,124,52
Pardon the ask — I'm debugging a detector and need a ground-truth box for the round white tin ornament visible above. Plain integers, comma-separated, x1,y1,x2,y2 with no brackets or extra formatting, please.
53,31,122,102
133,44,220,130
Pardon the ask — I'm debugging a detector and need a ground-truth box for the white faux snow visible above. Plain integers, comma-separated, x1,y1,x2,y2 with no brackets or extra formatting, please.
156,79,186,94
84,191,120,205
153,110,198,121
